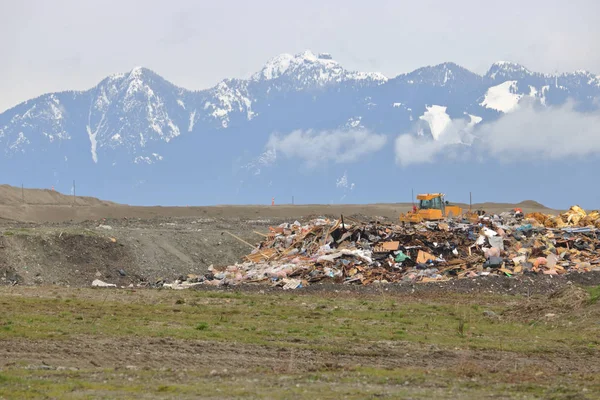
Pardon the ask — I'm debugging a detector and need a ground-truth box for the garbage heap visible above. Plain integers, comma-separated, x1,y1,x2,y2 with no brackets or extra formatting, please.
165,206,600,290
526,205,600,228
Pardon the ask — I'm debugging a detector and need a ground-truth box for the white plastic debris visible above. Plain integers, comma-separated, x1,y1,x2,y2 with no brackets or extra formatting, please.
483,227,498,238
282,279,302,290
91,279,116,288
162,282,203,290
317,249,373,264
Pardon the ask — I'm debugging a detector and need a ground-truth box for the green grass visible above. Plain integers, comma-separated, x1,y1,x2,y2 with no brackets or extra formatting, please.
0,290,595,354
0,286,598,399
587,285,600,304
195,321,209,331
0,366,596,399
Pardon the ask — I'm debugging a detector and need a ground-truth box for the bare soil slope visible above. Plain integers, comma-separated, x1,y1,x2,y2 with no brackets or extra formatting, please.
0,184,114,207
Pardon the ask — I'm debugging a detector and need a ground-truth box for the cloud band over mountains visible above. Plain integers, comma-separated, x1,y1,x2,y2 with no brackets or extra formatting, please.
259,98,600,168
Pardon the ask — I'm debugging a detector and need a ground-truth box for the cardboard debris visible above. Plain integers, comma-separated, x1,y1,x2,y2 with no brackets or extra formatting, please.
375,241,400,252
417,250,437,264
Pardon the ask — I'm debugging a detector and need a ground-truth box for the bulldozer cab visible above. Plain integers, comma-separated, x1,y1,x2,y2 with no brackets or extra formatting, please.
418,194,446,212
400,193,461,223
417,193,451,216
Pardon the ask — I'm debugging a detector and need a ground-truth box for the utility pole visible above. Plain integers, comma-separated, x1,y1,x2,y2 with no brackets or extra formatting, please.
73,180,76,205
469,192,472,212
21,183,24,204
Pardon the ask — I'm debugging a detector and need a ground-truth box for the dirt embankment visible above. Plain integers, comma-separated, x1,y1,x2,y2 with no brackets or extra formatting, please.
0,184,559,224
0,184,113,207
0,216,286,287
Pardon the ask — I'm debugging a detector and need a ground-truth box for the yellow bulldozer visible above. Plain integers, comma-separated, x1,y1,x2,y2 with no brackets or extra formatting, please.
399,193,468,223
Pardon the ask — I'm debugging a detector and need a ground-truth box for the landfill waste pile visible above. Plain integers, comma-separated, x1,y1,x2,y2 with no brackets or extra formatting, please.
159,206,600,290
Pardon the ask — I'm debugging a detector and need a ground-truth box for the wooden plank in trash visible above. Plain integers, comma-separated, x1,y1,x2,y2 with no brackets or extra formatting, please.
245,248,278,262
419,277,450,283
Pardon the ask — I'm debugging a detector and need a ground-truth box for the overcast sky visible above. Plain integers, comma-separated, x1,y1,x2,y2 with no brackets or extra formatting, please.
1,0,598,112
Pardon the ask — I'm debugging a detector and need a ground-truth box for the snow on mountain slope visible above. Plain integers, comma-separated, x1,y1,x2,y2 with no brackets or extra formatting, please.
419,105,452,140
557,70,600,92
0,92,73,155
480,80,523,113
466,113,483,127
85,67,186,163
203,79,255,128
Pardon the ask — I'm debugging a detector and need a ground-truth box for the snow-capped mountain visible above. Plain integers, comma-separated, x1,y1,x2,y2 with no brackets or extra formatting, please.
1,50,599,206
251,51,387,86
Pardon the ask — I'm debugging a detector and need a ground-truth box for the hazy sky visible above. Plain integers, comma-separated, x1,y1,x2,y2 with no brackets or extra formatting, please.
1,0,599,112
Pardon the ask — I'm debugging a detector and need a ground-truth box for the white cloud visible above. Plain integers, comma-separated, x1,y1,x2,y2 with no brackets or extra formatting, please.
267,128,387,167
395,135,452,166
336,171,355,190
335,171,355,202
395,99,600,166
395,115,475,166
336,173,348,188
478,100,600,160
242,148,277,175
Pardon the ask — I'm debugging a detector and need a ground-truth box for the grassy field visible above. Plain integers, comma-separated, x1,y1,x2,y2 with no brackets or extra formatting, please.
1,285,599,399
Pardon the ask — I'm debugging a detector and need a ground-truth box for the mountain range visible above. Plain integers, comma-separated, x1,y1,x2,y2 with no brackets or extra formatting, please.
1,50,599,207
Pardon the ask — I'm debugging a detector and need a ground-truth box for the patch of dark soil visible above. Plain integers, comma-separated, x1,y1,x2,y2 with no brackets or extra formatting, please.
0,266,22,285
193,272,600,297
1,335,598,376
0,235,22,285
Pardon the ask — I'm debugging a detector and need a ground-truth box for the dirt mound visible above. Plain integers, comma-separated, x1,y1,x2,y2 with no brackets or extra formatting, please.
502,285,593,322
516,200,551,210
469,200,554,214
0,184,114,206
0,230,140,287
548,285,591,308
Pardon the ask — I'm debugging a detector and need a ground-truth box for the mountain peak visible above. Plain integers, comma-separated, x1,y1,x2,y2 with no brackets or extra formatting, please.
129,66,146,77
251,50,386,84
436,62,465,70
398,62,481,86
491,60,525,67
486,61,534,80
252,50,339,81
106,66,156,82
